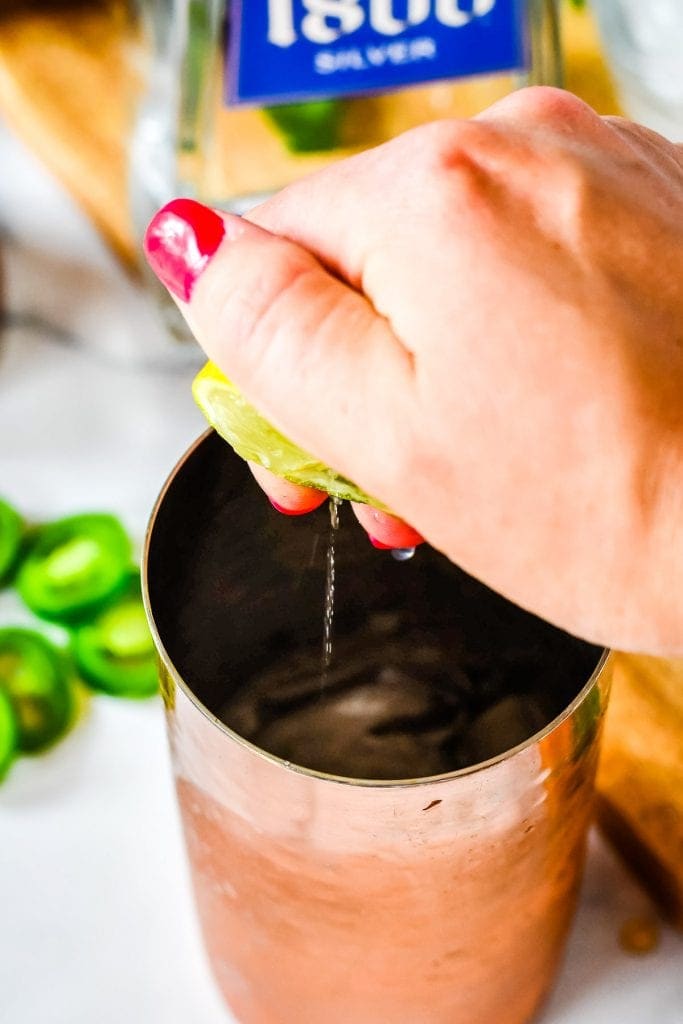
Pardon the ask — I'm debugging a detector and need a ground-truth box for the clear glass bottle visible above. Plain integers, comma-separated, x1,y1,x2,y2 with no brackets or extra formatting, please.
591,0,683,142
131,0,562,346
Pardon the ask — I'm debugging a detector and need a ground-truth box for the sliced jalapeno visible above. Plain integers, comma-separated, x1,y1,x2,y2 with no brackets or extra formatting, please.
0,498,23,585
0,628,74,753
264,99,344,152
71,582,157,698
0,688,18,781
17,513,131,623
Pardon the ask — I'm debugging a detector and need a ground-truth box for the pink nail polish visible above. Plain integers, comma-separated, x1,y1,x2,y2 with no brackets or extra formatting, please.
369,536,393,549
143,198,225,302
269,499,310,517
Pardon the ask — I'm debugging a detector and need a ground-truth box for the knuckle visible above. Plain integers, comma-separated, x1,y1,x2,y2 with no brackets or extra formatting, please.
499,85,596,129
406,120,495,211
605,116,683,171
491,84,602,140
415,119,487,171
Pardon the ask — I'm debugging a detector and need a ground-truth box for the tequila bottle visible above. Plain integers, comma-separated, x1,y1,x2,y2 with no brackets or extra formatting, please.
131,0,562,343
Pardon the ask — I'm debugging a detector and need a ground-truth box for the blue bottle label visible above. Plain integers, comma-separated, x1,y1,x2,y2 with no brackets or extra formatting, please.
227,1,529,107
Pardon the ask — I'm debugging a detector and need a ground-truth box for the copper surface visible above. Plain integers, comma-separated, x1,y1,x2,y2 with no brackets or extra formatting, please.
143,431,612,1024
159,663,609,1024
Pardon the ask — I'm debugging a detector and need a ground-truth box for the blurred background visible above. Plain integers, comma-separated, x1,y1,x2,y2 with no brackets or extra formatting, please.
0,2,681,1022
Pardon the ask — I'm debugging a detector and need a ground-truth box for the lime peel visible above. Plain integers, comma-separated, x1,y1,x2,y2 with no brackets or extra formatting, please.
192,362,383,507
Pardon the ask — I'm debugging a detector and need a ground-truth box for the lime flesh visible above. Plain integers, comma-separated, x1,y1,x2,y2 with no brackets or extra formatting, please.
192,362,380,506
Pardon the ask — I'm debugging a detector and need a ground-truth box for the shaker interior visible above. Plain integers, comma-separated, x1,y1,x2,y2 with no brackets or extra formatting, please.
147,431,603,778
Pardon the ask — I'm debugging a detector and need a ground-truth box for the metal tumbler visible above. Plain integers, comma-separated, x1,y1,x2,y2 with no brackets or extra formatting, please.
143,430,611,1024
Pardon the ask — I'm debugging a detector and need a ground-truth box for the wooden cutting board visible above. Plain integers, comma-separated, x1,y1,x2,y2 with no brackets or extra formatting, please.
0,2,621,270
0,0,140,269
597,654,683,928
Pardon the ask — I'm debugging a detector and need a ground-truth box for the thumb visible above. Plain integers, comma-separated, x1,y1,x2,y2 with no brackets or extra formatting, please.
144,199,414,498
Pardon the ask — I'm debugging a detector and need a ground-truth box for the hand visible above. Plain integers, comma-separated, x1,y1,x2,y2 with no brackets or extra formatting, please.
144,87,683,655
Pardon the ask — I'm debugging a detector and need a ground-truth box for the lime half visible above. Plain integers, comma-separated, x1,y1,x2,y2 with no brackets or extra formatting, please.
192,362,378,506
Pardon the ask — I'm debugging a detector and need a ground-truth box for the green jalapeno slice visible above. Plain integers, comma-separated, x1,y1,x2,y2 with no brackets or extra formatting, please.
71,581,157,698
0,498,23,585
0,628,74,753
17,513,131,623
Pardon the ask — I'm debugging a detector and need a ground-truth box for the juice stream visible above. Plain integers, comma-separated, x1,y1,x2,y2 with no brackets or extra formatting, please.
321,497,340,683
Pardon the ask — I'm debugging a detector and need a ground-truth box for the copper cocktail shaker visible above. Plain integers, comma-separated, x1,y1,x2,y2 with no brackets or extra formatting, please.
144,430,610,1024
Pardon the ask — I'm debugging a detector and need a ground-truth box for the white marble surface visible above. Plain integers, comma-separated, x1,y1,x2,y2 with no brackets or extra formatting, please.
0,120,681,1024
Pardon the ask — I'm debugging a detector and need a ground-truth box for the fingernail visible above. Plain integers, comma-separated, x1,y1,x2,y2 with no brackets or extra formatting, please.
369,535,393,549
269,499,310,517
143,198,225,302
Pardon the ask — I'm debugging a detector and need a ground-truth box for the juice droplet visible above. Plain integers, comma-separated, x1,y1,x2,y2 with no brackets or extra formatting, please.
618,917,660,955
391,547,415,562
